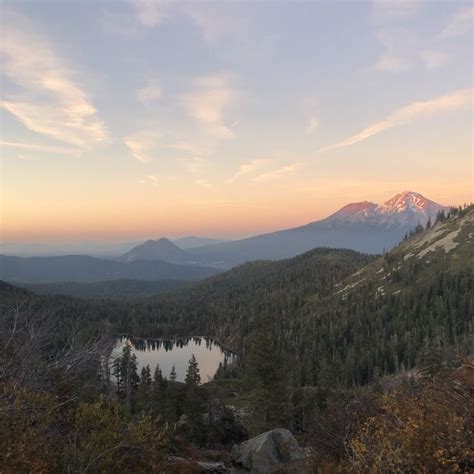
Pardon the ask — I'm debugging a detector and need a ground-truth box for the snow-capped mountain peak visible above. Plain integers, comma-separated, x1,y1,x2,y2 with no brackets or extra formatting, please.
378,191,432,214
327,191,449,227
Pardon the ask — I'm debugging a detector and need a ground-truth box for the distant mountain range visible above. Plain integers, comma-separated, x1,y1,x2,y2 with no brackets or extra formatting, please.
184,191,450,265
0,191,451,284
0,254,219,284
173,236,229,249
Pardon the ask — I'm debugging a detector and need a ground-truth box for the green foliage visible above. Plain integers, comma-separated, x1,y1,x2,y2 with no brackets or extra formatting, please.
0,385,168,472
112,342,139,412
185,354,201,386
245,316,289,433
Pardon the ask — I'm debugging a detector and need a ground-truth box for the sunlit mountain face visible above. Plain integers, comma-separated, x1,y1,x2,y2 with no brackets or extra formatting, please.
326,191,449,227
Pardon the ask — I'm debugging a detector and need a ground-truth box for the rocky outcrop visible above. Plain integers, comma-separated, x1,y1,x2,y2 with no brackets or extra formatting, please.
230,428,306,473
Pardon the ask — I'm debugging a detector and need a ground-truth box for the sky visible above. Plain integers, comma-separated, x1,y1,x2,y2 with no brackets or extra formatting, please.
1,0,473,246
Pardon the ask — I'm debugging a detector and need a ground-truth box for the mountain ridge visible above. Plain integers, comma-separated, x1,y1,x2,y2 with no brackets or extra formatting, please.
186,191,451,264
326,191,449,225
0,253,219,283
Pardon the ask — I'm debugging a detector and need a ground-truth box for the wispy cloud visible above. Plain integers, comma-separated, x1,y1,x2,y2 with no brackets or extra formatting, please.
306,115,320,134
148,175,158,186
253,163,300,183
178,156,206,175
440,5,474,39
419,50,448,69
181,73,238,140
319,88,473,153
0,140,81,156
139,175,159,186
372,0,423,18
124,130,160,162
371,29,447,73
132,0,168,26
227,159,270,183
0,12,106,148
373,52,409,72
136,78,162,104
129,0,244,44
195,179,213,189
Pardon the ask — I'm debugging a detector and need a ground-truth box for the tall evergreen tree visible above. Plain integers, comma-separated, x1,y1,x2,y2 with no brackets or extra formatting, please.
169,365,177,382
184,355,205,443
185,354,201,386
112,342,139,412
138,364,152,411
245,316,289,433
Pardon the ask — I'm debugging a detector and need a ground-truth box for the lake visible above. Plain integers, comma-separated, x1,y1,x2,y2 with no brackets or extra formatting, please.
112,337,236,383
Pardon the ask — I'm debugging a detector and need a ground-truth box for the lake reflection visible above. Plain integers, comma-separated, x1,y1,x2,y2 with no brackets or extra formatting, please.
112,337,235,383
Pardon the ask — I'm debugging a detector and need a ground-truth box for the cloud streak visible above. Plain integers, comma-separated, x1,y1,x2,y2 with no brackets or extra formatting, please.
306,115,319,134
440,5,474,39
181,73,238,139
0,12,106,148
0,140,81,156
253,163,300,183
195,179,213,189
227,159,269,183
132,0,168,26
124,130,160,162
371,28,447,73
319,88,473,153
372,0,423,18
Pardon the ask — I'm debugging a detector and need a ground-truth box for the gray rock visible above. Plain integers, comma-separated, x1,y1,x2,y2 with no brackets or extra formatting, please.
230,428,305,473
197,461,230,473
168,457,230,473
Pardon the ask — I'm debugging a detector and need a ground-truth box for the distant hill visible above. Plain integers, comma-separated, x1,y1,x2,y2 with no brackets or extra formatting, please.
188,191,450,265
25,279,188,299
0,254,220,283
120,238,192,264
173,236,229,250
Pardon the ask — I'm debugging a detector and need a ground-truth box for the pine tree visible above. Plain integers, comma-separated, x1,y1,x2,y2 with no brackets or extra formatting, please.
165,364,179,422
138,365,152,411
184,355,205,443
152,364,167,413
112,342,139,412
169,364,177,382
185,354,201,386
245,316,289,432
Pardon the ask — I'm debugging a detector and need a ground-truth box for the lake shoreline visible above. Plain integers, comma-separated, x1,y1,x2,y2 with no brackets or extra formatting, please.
117,334,238,356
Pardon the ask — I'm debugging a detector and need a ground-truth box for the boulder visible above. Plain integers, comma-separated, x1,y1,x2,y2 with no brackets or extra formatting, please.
230,428,305,473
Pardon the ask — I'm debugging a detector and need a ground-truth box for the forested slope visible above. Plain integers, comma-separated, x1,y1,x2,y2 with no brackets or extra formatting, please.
288,206,474,386
115,206,473,388
2,206,472,392
112,248,373,345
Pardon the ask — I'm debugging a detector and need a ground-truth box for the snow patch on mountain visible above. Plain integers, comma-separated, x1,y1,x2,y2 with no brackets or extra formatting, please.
326,191,449,227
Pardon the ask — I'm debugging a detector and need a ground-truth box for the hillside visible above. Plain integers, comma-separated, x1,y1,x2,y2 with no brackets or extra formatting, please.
112,248,374,344
25,278,189,299
0,254,220,283
113,205,473,387
120,238,193,264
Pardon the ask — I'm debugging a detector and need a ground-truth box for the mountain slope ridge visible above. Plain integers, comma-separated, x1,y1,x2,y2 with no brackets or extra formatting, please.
188,191,450,264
